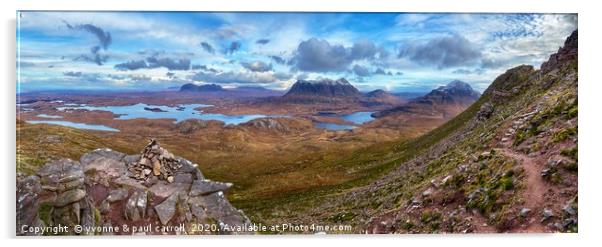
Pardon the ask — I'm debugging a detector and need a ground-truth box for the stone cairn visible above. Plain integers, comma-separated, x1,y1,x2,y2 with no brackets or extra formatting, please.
17,140,251,236
128,139,182,183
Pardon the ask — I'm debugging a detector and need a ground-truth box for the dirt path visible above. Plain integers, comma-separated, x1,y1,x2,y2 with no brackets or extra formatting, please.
497,148,547,232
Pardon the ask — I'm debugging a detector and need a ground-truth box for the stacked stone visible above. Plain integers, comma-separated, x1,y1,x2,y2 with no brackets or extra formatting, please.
36,159,94,233
128,139,183,183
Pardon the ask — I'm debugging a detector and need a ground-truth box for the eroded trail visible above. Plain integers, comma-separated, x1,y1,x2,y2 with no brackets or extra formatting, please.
496,148,547,232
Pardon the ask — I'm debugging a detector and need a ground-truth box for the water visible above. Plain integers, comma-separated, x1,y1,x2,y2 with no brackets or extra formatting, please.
341,111,375,125
26,120,120,132
314,122,356,131
37,114,63,119
58,103,269,125
315,111,375,131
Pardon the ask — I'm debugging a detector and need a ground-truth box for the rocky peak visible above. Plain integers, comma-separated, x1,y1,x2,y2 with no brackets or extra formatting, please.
284,77,361,98
416,80,480,105
541,30,577,73
434,80,479,97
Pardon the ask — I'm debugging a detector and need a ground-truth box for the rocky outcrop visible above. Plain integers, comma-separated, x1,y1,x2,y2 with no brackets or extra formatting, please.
16,140,252,235
541,30,577,74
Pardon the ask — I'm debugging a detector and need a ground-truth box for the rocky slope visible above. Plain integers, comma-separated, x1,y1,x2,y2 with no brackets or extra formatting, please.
373,80,480,118
17,140,251,235
246,30,577,234
362,30,578,233
363,89,404,106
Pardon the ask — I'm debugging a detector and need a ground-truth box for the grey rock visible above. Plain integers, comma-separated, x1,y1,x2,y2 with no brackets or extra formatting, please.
173,173,193,184
189,179,232,197
542,208,554,222
188,192,250,228
81,149,127,181
563,204,577,216
125,190,147,221
106,188,129,202
57,178,84,193
149,181,191,198
421,188,433,197
100,199,110,214
155,193,179,225
477,102,494,121
16,176,42,236
441,175,453,185
519,208,532,217
54,189,86,207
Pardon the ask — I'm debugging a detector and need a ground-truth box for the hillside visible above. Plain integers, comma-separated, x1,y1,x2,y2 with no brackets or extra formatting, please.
239,30,578,233
373,80,480,118
363,89,404,106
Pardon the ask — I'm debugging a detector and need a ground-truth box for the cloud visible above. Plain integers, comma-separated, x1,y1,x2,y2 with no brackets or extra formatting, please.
200,42,215,54
63,71,82,77
241,61,273,72
274,72,293,80
129,74,152,82
226,41,242,54
269,55,286,65
166,72,176,78
352,65,371,77
350,40,378,60
398,34,482,69
189,70,279,84
352,65,393,77
192,64,219,73
115,55,191,71
452,68,485,75
114,60,147,70
290,38,383,72
64,22,112,49
64,21,112,65
256,39,270,45
146,56,190,70
374,68,393,75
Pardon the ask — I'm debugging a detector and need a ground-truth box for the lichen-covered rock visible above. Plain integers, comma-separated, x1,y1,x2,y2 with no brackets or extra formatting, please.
16,175,44,236
154,193,179,225
189,180,232,196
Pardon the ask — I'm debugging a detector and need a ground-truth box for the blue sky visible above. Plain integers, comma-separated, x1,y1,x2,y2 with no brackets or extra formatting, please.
17,12,577,93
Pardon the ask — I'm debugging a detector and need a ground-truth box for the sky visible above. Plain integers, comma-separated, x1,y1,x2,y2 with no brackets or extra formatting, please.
17,12,577,93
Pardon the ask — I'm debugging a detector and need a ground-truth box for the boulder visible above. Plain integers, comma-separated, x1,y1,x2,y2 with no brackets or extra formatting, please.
54,189,86,207
189,180,232,197
155,193,179,225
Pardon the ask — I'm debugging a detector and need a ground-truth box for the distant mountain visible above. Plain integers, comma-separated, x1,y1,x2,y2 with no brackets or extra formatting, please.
179,83,225,92
414,80,480,105
284,78,362,98
373,80,480,118
363,89,403,105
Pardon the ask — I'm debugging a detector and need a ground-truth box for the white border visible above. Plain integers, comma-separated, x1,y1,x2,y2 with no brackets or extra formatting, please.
2,0,599,246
